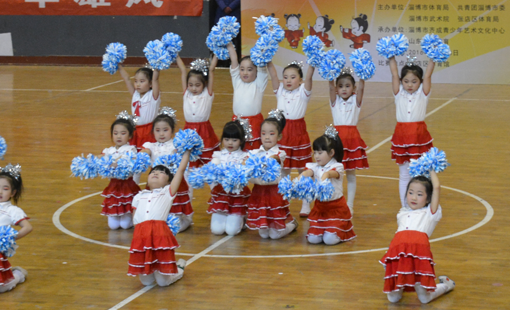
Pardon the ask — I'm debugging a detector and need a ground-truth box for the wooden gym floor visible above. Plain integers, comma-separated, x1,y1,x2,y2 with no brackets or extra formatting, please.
0,65,508,309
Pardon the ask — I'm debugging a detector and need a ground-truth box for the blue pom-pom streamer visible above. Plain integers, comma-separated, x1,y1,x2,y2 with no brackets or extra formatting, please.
217,16,241,41
97,155,116,179
161,32,183,55
292,176,316,202
260,157,281,183
409,147,450,178
71,154,99,179
349,48,376,80
278,175,294,201
254,15,279,37
114,152,136,180
101,42,127,75
0,136,7,160
166,214,181,235
198,162,223,185
219,163,249,194
245,155,266,179
144,40,172,70
0,225,18,257
153,153,182,175
319,49,346,81
302,35,325,68
250,35,279,67
188,167,205,189
173,129,204,162
421,34,451,63
376,34,409,59
315,179,334,202
205,16,240,60
133,152,151,174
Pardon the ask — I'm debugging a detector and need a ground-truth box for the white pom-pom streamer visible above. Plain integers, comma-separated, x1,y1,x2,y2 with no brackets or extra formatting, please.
349,48,376,80
319,49,346,81
421,34,451,63
0,225,18,257
101,42,127,75
408,147,450,178
143,40,172,70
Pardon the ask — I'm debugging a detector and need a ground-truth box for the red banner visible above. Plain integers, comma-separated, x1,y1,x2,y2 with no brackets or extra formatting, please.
0,0,203,16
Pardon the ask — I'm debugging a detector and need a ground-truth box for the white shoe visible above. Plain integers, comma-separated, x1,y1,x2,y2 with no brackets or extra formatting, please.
12,266,27,283
176,259,186,271
438,275,455,292
300,201,311,217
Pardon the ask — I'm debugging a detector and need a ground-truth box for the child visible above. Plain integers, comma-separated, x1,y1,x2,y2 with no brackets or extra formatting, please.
300,129,356,245
140,109,193,232
0,164,32,293
329,68,369,215
208,121,250,236
176,55,220,168
380,170,455,303
389,56,435,208
127,151,191,287
118,65,161,150
100,115,141,230
246,112,297,239
227,42,269,150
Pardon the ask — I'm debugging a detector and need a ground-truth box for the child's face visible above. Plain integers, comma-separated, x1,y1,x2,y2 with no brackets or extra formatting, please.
0,178,15,203
336,77,356,100
153,121,173,143
134,72,152,95
147,169,171,189
260,122,280,150
286,16,300,31
314,17,325,32
313,149,334,166
401,72,421,94
283,68,302,91
188,75,205,96
351,20,363,36
112,124,131,148
222,137,241,152
406,182,429,210
240,59,257,83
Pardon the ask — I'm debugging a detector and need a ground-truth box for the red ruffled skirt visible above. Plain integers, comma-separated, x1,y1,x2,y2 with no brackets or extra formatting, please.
145,181,193,216
335,125,369,170
232,113,263,151
130,123,156,151
246,184,293,230
380,230,437,293
279,118,312,169
101,178,140,216
207,184,251,215
307,196,356,241
184,121,220,168
128,220,179,276
0,253,14,286
391,122,433,164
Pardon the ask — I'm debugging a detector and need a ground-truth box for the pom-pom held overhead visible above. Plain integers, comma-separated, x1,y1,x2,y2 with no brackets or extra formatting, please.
408,147,451,178
250,35,279,67
421,34,451,63
153,153,182,175
206,16,240,60
143,40,172,71
101,42,127,75
0,225,18,258
349,48,376,80
166,214,181,235
302,35,325,68
161,32,183,55
254,15,281,38
173,129,204,162
217,16,241,40
71,154,99,179
0,136,6,160
319,49,346,81
376,33,409,59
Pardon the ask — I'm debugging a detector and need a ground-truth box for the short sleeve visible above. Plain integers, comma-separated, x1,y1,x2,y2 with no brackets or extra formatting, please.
305,162,317,170
102,147,109,155
430,205,443,220
301,84,311,97
277,150,286,164
11,206,28,225
142,142,153,151
255,66,269,92
330,162,344,178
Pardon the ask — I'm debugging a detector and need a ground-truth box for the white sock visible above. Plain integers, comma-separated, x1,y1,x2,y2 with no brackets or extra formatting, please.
177,214,193,232
269,221,296,239
225,214,244,236
415,282,450,304
346,170,356,213
323,231,341,245
154,269,184,287
120,213,133,229
307,234,323,244
300,200,311,214
258,228,270,239
108,216,121,230
387,289,403,303
0,270,25,293
210,213,227,235
399,163,411,208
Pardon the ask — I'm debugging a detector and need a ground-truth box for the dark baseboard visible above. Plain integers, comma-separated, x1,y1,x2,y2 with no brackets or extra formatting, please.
0,56,193,66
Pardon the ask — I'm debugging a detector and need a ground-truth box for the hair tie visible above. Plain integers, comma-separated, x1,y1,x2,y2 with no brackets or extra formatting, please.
267,109,284,121
116,110,138,127
405,55,417,67
324,125,338,139
1,163,21,180
190,58,210,76
233,115,253,140
158,106,178,123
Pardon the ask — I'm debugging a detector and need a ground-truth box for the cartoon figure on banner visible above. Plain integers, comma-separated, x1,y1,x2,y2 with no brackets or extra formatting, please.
284,14,304,49
340,14,371,49
308,15,335,47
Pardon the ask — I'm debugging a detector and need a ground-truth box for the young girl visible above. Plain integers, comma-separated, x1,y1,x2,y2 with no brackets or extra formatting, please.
100,115,141,230
176,55,220,168
227,42,269,151
208,121,250,236
329,69,369,215
0,165,32,293
380,171,455,303
140,110,193,232
118,65,161,151
246,112,297,239
300,129,356,245
127,151,190,287
268,61,314,217
389,57,435,208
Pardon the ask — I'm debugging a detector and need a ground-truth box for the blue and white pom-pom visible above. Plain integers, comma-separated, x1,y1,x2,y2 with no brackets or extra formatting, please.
71,154,99,179
0,225,18,257
278,175,294,201
376,33,409,59
206,16,240,60
315,179,334,202
409,147,450,178
161,32,183,57
349,48,376,80
292,176,316,202
143,40,172,70
188,167,205,189
199,162,223,185
114,152,136,180
97,155,116,179
133,152,151,175
220,163,249,194
260,157,281,183
254,15,284,42
173,129,204,162
217,16,241,43
244,155,266,179
166,214,181,235
302,35,325,68
421,34,451,63
101,42,127,75
250,35,279,67
0,136,7,160
153,153,182,175
206,33,231,60
319,49,346,81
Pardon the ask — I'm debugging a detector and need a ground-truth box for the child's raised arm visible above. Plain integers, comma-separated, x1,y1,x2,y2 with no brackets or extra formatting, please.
118,65,135,95
267,61,280,92
429,170,440,214
170,150,191,195
389,57,400,95
329,80,337,104
304,66,315,92
152,69,160,100
176,56,188,92
422,59,435,96
227,42,239,69
208,54,218,94
16,219,33,240
356,79,365,107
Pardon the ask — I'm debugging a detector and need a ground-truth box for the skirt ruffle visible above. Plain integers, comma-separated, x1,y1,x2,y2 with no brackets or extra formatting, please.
391,122,433,164
0,253,14,286
184,121,220,168
380,230,437,293
246,184,293,230
207,184,251,215
335,125,369,170
130,123,156,151
128,220,179,276
279,118,312,169
101,178,141,216
233,113,263,151
307,197,356,241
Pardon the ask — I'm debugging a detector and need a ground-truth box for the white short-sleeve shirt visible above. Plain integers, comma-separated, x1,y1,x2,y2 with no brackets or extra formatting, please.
132,185,177,225
143,140,176,162
212,148,249,165
275,83,311,120
102,144,137,160
248,145,286,185
0,201,29,226
394,84,429,122
183,88,214,123
230,65,268,116
330,94,361,126
131,90,161,126
305,159,345,201
396,204,442,237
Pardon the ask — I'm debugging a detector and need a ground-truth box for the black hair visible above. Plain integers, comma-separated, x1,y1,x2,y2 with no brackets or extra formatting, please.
221,121,246,150
149,165,174,184
312,134,344,162
135,68,154,83
261,114,286,135
406,176,433,205
110,118,135,139
186,70,208,87
152,114,176,133
284,13,301,22
0,172,23,205
283,63,303,79
401,65,424,83
353,14,369,33
336,73,356,87
318,15,335,32
240,56,255,67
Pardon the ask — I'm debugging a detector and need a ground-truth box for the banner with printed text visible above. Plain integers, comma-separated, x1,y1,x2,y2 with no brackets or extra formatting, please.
241,0,510,84
0,0,203,16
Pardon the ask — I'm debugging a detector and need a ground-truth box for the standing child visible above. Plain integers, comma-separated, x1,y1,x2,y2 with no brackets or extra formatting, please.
0,165,32,293
140,109,193,232
208,121,250,236
329,68,369,215
127,151,191,287
300,128,356,245
227,42,269,150
246,112,297,239
389,56,435,208
380,170,455,303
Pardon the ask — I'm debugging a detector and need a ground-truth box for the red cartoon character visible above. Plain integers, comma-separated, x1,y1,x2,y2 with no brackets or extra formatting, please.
340,14,371,49
284,14,304,49
308,15,335,47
